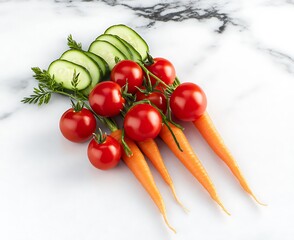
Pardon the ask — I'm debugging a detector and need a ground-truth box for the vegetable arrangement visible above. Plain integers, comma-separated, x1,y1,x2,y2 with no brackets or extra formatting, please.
22,24,265,232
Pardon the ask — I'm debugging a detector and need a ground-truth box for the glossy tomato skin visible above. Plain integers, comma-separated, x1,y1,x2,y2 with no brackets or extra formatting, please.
59,108,96,143
170,82,207,121
89,81,125,117
136,88,167,114
88,136,121,170
110,60,143,94
146,58,176,87
124,104,162,142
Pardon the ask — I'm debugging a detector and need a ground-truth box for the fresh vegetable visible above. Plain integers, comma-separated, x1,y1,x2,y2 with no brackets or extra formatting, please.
104,24,149,60
146,57,176,87
110,60,144,94
159,122,230,215
22,24,265,233
124,104,162,142
59,104,97,143
170,82,207,121
88,40,127,69
96,34,133,59
116,37,142,62
137,139,187,211
48,60,91,91
193,112,265,205
60,49,101,95
89,81,125,117
136,87,167,114
88,130,121,170
110,129,175,233
84,52,109,79
67,35,110,79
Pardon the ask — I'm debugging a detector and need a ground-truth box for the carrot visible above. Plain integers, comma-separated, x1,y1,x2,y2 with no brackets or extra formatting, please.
159,123,230,215
110,129,176,233
193,111,265,205
137,139,188,212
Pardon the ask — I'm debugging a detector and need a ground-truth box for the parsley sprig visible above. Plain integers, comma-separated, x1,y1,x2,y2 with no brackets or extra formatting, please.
67,34,82,50
22,67,118,132
21,67,86,106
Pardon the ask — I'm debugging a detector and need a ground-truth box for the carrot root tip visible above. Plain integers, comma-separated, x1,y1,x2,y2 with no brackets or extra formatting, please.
170,185,189,213
163,214,176,234
215,199,231,216
251,194,267,206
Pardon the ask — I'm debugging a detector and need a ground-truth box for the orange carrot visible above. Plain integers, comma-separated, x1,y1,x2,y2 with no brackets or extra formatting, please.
159,123,230,215
137,139,188,212
111,129,176,232
193,111,265,205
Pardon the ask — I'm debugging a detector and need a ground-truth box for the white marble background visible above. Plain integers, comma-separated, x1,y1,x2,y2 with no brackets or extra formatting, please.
1,0,294,239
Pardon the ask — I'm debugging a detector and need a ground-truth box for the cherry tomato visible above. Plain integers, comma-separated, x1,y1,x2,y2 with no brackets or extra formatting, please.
146,58,176,87
110,60,144,94
124,104,162,141
136,87,167,114
170,82,207,121
59,108,96,143
88,135,121,170
89,81,125,117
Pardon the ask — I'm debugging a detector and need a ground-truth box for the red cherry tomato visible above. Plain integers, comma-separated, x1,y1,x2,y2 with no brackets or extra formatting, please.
110,60,144,94
136,87,167,114
170,82,207,121
124,104,162,142
146,58,176,87
89,81,125,117
59,108,96,143
88,135,121,170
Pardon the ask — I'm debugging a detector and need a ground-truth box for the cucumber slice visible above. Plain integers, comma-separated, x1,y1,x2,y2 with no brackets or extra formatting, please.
60,49,101,95
96,34,133,59
88,40,127,69
48,59,91,90
116,37,142,62
105,24,149,60
84,51,109,79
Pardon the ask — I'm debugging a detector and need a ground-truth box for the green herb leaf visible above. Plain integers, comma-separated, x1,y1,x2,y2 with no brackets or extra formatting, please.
21,84,52,105
67,34,82,50
71,69,80,94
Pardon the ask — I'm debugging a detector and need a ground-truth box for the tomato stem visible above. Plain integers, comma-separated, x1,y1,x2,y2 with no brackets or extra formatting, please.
121,82,136,106
138,62,169,88
163,119,183,152
71,99,84,112
121,128,133,157
145,52,155,65
165,93,184,131
174,77,181,86
93,128,107,144
145,67,153,90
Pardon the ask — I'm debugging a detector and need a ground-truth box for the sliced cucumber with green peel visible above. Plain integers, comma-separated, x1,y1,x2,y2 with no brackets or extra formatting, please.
116,37,142,62
96,34,133,59
84,51,109,78
105,24,149,60
60,49,101,94
88,40,127,69
48,60,91,90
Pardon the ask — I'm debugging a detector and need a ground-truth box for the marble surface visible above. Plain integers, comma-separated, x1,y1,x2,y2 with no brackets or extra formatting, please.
1,0,294,239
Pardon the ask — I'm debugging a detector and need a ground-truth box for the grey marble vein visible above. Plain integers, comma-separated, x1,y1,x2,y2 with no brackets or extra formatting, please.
260,48,294,74
120,2,232,33
0,112,13,120
9,79,30,91
56,0,233,33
